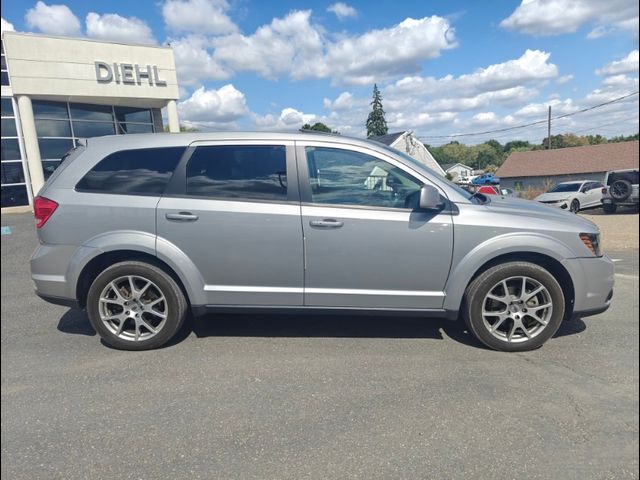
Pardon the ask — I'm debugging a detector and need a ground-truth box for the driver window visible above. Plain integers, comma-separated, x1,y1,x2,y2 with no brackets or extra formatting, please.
305,146,422,209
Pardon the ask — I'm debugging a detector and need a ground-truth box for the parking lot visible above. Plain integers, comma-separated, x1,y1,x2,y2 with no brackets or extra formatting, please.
1,211,638,479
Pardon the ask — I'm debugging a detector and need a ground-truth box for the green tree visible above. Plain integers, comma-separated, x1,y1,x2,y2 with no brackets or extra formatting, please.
366,84,388,137
301,122,339,134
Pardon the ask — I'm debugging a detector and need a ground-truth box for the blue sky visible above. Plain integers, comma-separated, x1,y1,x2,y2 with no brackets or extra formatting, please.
2,0,638,144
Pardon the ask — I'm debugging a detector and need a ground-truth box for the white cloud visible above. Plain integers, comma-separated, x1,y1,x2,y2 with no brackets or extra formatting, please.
177,84,249,123
213,10,325,80
25,1,81,36
325,16,457,85
388,50,558,98
596,50,639,76
327,3,358,21
211,11,455,85
472,112,498,124
556,74,574,85
601,74,639,87
86,13,156,45
425,87,539,112
514,98,579,117
500,0,639,38
162,0,237,35
1,17,15,32
253,107,316,130
170,35,231,85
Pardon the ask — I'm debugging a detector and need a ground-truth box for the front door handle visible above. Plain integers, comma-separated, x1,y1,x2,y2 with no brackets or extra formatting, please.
309,219,344,229
165,212,199,222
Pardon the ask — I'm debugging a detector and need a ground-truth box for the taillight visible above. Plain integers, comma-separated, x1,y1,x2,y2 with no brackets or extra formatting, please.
601,187,608,194
33,196,58,228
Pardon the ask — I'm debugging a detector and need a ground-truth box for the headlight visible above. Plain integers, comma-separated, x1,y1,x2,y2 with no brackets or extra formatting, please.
580,233,601,256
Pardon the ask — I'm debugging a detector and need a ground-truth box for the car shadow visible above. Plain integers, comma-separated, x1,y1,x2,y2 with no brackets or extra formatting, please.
56,309,588,349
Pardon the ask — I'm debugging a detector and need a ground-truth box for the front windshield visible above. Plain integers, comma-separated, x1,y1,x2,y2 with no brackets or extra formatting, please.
376,143,475,201
549,183,581,193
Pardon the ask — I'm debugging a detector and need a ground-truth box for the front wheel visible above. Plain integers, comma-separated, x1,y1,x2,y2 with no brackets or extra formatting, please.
569,199,580,213
463,262,565,352
86,261,187,350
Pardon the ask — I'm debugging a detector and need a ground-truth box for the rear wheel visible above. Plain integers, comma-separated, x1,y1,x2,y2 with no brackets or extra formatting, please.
86,261,187,350
463,262,565,352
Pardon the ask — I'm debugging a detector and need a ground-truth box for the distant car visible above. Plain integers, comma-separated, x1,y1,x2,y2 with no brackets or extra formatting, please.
472,173,500,185
500,187,517,197
601,169,639,214
477,185,500,195
535,180,604,213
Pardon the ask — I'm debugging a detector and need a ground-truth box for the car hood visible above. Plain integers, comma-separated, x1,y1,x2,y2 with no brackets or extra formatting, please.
482,196,598,232
534,192,574,202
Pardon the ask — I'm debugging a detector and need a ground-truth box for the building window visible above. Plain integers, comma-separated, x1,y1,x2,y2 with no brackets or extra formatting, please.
1,97,30,207
32,100,157,179
0,41,9,86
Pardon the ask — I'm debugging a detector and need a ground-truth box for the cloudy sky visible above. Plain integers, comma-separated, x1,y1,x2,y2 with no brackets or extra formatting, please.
1,0,638,144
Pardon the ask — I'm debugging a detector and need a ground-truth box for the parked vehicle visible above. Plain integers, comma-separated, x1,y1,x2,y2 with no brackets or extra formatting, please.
535,180,604,213
471,173,500,185
500,187,518,197
477,185,500,195
31,132,614,352
601,169,639,214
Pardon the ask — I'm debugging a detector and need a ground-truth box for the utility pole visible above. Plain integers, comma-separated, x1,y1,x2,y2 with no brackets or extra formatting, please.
547,105,552,149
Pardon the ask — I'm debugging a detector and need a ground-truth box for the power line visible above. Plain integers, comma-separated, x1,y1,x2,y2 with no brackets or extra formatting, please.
418,91,639,140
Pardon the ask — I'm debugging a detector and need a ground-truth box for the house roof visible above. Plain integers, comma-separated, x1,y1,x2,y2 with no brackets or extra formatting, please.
441,162,472,172
496,141,639,178
369,132,405,146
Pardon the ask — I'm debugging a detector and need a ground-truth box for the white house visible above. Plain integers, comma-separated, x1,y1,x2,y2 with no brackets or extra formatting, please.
441,162,473,179
370,131,446,177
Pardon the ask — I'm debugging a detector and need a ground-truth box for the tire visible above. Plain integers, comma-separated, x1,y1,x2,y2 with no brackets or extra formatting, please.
462,261,565,352
610,179,632,201
86,261,187,350
603,203,618,214
569,199,580,213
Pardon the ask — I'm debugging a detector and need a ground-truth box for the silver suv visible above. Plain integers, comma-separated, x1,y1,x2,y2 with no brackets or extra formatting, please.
30,132,614,352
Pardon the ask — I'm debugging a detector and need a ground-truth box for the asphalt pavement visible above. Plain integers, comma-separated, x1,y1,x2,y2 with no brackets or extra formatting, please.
1,212,638,480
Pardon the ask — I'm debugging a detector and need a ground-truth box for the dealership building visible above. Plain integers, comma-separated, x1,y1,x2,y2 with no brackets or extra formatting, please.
1,31,180,209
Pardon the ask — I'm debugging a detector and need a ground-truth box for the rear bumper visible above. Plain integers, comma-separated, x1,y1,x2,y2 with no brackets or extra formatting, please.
562,255,615,318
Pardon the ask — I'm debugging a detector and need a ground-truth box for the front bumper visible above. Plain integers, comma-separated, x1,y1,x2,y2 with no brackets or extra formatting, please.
562,255,615,318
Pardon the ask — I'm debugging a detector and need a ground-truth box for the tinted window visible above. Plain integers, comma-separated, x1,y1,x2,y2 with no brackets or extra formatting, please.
186,145,287,201
73,121,115,138
115,107,152,123
1,118,17,137
549,183,581,193
119,123,154,134
1,162,25,184
1,98,13,117
69,103,113,121
77,147,185,195
306,147,422,209
1,139,21,160
1,185,29,207
33,100,69,119
0,72,8,86
38,138,74,159
35,119,72,137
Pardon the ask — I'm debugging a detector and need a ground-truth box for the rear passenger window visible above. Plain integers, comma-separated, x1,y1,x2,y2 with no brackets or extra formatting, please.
76,147,184,195
186,145,287,201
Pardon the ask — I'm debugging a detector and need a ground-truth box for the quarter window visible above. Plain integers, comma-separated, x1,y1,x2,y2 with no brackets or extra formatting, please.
76,147,185,195
305,147,422,209
186,145,288,201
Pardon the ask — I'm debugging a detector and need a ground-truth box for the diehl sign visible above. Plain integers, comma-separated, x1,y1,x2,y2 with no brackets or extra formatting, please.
95,62,167,87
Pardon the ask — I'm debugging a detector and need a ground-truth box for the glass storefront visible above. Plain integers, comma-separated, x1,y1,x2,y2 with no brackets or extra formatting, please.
1,97,30,207
33,100,156,180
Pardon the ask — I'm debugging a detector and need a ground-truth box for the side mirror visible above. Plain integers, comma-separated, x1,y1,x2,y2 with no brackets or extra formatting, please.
419,184,443,210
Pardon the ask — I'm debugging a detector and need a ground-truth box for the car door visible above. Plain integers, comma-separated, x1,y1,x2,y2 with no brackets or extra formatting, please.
297,141,454,310
156,140,304,306
581,182,603,208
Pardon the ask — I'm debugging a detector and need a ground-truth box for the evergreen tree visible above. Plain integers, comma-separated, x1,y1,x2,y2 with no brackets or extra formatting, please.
366,84,388,137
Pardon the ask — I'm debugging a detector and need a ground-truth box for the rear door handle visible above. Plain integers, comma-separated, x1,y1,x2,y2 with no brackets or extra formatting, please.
309,219,344,229
165,212,199,222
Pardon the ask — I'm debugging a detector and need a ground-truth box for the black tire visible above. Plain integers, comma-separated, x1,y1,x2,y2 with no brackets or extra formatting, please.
569,199,580,213
462,261,565,352
86,261,187,350
603,203,618,214
609,179,632,201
